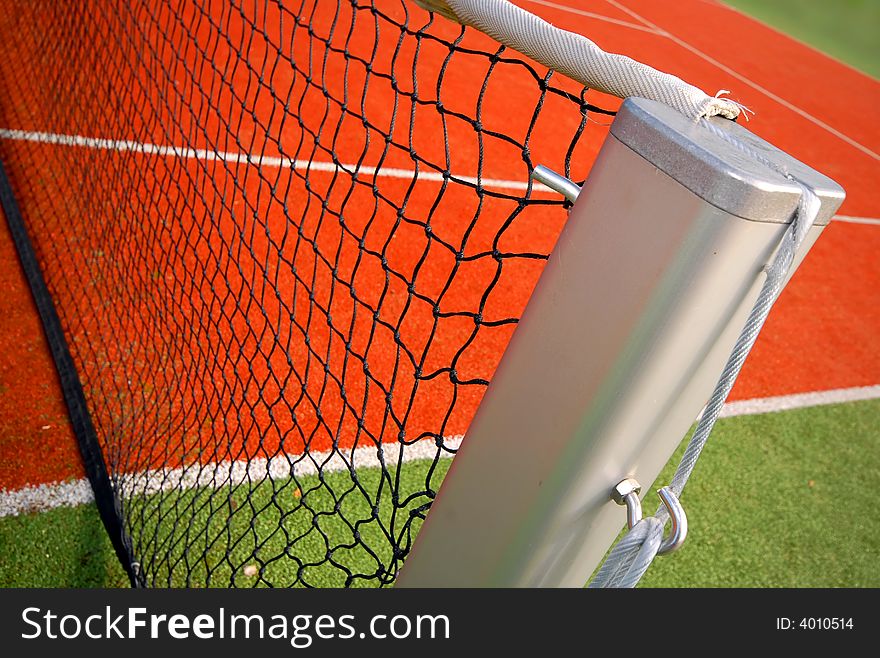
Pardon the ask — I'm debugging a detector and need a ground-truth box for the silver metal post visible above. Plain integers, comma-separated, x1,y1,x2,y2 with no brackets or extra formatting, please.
398,98,843,587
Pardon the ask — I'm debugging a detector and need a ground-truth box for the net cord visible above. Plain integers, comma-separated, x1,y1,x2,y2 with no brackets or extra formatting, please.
415,0,741,120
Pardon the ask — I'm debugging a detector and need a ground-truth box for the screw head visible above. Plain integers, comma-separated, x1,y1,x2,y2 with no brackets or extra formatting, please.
611,478,642,505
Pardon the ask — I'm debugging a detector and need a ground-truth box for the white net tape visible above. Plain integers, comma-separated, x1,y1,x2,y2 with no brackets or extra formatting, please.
415,0,741,120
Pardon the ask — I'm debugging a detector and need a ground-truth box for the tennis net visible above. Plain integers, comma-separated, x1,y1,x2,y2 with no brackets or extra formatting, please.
0,0,616,586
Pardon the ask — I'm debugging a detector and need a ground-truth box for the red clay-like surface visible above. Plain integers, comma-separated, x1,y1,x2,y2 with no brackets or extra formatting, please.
0,0,878,491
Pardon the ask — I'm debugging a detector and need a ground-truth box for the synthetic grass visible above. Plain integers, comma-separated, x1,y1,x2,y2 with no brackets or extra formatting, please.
1,398,878,587
724,0,880,79
0,501,128,587
0,457,453,588
126,456,452,588
639,398,880,587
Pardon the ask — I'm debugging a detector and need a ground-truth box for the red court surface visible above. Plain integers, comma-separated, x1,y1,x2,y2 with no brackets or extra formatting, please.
0,0,878,492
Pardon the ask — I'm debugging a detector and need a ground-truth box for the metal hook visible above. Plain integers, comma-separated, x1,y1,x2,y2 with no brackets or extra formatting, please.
612,479,688,555
655,486,687,555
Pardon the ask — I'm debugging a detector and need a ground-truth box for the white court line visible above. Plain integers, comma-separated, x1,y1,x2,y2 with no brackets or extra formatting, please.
719,384,880,418
597,0,880,162
523,0,662,35
5,128,879,226
0,435,464,518
3,385,879,517
833,215,880,226
0,128,552,194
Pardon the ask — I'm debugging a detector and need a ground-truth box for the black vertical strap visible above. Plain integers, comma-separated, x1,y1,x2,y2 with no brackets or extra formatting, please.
0,159,141,588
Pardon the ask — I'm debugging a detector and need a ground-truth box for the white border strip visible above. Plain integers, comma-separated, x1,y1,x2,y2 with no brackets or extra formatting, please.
0,128,551,194
833,215,880,226
718,384,880,418
3,128,878,225
117,434,464,500
0,480,96,517
0,435,463,518
3,385,879,517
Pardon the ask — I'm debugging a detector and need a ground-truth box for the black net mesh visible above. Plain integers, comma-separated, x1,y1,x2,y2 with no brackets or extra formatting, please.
0,0,611,586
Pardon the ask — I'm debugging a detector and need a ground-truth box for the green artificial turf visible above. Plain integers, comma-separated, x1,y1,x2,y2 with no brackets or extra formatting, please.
724,0,880,78
1,398,878,587
639,398,880,587
0,502,128,587
0,455,453,588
